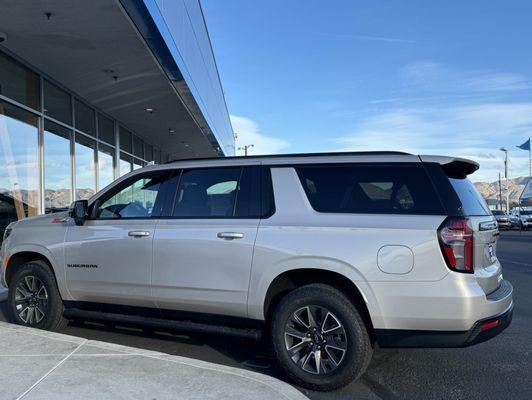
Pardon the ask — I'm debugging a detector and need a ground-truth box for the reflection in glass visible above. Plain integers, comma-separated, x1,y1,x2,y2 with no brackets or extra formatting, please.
44,120,72,213
98,143,115,189
74,99,95,135
120,152,132,177
43,80,72,125
119,127,132,153
133,136,144,158
0,51,40,110
133,159,143,170
0,101,39,225
75,134,96,200
98,114,115,145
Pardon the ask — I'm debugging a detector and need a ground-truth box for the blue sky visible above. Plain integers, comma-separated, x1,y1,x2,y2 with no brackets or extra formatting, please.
201,0,532,182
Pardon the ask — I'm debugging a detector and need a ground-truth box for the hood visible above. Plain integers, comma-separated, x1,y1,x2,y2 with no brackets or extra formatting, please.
15,211,70,227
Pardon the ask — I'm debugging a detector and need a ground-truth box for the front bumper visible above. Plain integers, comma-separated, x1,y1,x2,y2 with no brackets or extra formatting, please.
496,220,511,229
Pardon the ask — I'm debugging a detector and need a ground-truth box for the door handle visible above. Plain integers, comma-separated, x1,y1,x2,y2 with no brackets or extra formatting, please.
217,232,244,240
128,230,150,238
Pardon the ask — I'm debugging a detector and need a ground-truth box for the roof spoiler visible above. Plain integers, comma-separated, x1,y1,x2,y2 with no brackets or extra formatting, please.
419,155,480,178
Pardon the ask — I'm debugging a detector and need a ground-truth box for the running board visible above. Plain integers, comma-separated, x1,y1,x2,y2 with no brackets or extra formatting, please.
63,308,263,341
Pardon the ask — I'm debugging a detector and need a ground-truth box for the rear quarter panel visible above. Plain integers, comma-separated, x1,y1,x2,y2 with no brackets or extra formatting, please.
248,167,448,326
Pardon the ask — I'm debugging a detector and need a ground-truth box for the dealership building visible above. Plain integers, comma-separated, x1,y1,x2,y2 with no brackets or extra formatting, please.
0,0,233,226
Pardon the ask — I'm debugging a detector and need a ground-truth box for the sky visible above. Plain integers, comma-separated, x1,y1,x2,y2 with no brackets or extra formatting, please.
201,0,532,182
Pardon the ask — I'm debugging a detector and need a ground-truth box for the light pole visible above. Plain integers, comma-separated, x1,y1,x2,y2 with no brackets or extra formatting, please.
238,144,254,156
500,147,509,212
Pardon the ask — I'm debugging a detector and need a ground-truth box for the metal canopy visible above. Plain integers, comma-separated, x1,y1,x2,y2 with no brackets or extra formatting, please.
0,0,221,159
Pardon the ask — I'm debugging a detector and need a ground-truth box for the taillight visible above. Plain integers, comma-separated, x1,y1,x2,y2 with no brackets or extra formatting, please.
438,217,474,273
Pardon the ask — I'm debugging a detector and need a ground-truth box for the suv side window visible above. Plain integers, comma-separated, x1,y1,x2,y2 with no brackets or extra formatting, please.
92,171,175,219
296,163,444,215
170,166,272,218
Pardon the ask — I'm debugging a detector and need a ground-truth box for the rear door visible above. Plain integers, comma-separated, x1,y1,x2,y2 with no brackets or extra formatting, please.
152,165,264,317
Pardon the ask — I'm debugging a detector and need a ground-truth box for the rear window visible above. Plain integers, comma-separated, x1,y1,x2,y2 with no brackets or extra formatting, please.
448,177,491,216
295,164,445,215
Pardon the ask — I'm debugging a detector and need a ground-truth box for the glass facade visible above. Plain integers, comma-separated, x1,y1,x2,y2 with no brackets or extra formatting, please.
0,49,169,226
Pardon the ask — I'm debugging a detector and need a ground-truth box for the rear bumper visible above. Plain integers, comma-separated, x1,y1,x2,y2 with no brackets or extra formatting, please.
375,301,513,348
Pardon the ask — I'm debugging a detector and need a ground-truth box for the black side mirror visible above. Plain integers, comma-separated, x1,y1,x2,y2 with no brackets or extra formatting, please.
69,200,88,226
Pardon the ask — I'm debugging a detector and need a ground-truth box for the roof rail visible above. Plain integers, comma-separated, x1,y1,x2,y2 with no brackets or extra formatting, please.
165,151,412,164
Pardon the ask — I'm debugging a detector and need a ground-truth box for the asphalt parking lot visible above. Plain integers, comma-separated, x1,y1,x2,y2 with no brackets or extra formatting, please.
1,230,531,400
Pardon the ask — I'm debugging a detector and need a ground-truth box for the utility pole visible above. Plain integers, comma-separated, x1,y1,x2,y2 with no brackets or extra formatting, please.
499,172,503,211
238,144,254,156
500,147,510,213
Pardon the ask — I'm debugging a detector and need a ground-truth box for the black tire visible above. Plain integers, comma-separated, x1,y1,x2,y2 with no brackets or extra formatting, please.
6,260,68,331
270,284,372,391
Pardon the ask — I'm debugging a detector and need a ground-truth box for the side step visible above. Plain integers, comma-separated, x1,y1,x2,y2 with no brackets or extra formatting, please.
63,308,263,341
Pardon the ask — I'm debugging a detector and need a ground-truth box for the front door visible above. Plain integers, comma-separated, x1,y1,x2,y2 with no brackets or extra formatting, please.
65,170,175,307
152,166,263,317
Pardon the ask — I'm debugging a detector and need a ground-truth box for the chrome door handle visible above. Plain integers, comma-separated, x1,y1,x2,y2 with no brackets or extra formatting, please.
128,230,150,238
217,232,244,240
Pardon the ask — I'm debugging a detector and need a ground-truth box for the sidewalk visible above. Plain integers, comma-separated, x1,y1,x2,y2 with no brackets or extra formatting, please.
0,321,308,400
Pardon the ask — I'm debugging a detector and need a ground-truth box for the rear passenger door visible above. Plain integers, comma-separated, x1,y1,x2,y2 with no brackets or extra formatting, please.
152,165,268,318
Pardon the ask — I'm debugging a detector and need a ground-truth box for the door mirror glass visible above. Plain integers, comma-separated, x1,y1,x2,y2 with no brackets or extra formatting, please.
69,200,88,226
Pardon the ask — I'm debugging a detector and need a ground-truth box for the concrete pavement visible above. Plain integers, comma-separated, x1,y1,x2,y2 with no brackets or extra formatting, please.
0,321,308,400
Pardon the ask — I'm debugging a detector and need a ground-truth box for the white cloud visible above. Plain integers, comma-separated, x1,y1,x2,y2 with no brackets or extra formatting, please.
403,61,530,92
333,103,532,182
230,115,290,156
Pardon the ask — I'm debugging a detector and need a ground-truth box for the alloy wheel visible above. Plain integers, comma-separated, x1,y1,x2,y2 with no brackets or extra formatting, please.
14,275,49,324
284,305,347,375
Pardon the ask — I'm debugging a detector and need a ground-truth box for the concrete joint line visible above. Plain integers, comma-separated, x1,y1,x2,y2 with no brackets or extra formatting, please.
15,339,88,400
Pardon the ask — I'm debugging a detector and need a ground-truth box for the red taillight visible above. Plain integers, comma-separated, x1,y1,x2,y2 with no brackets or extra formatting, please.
438,217,474,273
480,319,499,331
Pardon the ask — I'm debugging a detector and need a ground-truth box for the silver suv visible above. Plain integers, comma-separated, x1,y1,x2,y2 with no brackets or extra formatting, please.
0,152,513,390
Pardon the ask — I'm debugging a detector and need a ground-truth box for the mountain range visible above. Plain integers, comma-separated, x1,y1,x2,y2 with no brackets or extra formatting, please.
474,176,530,206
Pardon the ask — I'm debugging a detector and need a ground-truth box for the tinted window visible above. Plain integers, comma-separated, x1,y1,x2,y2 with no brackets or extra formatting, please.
448,177,490,216
492,210,504,215
296,164,444,215
94,172,173,219
235,166,261,217
98,114,115,145
43,80,72,124
74,99,95,135
0,51,40,109
173,168,241,217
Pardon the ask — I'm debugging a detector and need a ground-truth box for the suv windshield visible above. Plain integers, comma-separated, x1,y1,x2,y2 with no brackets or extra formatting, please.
492,210,505,215
448,177,491,216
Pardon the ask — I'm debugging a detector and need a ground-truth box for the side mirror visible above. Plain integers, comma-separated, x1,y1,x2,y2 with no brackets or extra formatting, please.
69,200,89,226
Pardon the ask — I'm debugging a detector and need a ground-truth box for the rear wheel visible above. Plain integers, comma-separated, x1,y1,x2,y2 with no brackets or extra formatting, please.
6,261,68,331
270,284,372,391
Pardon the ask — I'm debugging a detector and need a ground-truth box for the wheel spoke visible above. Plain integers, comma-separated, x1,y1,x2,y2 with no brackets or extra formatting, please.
15,286,32,300
19,306,29,323
36,285,48,300
314,350,322,374
285,325,307,340
25,276,36,292
286,339,310,357
35,306,45,323
321,312,342,334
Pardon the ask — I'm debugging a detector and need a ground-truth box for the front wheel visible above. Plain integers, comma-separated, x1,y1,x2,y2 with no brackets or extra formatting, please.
6,260,68,331
270,284,372,391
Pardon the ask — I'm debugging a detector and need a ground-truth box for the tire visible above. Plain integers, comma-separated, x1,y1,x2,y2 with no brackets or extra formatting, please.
270,284,372,391
6,260,68,331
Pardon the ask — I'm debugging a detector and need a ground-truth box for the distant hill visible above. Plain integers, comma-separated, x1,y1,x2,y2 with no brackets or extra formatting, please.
474,176,529,206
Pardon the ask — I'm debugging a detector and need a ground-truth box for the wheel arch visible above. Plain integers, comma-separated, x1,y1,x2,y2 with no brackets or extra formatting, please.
263,268,375,337
5,251,58,287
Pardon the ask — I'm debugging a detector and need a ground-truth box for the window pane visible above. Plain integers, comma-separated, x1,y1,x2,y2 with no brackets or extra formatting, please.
98,143,115,189
120,152,132,177
296,164,444,215
119,127,132,153
43,80,72,124
44,120,71,212
153,148,161,164
98,114,115,145
75,134,96,200
0,51,40,109
95,172,173,219
145,144,153,162
0,101,39,228
133,136,143,158
74,99,95,136
449,177,491,216
133,159,143,170
173,168,241,217
234,167,261,217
